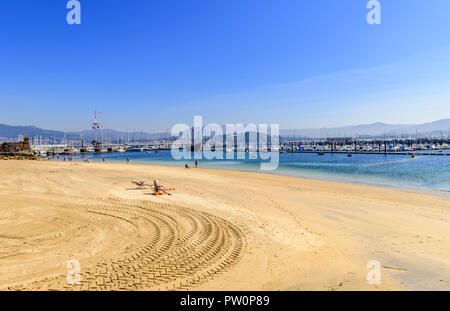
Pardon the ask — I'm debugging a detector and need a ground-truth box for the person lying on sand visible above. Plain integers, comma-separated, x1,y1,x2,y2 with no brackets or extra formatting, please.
131,180,148,189
153,179,175,195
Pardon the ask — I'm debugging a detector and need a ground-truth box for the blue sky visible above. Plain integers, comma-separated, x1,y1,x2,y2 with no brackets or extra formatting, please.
0,0,449,131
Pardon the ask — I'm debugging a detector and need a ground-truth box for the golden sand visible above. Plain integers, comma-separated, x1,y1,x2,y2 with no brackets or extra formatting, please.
0,160,449,291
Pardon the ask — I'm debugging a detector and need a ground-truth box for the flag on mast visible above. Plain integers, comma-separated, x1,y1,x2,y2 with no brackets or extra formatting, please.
92,110,103,129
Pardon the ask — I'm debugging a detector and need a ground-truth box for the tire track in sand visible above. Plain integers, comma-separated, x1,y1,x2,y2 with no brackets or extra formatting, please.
7,198,246,291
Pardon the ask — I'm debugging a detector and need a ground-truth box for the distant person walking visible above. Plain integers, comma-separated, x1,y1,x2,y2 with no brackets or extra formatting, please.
195,160,198,168
126,157,130,163
102,157,106,163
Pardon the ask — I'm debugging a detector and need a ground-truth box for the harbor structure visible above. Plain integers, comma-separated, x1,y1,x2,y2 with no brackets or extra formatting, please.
0,136,35,159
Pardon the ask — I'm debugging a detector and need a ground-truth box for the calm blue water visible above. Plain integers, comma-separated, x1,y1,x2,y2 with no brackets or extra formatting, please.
60,150,450,194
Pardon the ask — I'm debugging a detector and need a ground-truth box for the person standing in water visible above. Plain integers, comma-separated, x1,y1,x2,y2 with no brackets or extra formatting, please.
126,157,130,163
195,160,198,168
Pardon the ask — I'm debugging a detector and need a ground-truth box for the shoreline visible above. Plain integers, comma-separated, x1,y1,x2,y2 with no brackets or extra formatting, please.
1,160,449,290
43,157,450,199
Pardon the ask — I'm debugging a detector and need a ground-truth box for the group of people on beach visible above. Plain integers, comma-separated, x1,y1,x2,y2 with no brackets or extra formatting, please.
185,160,199,169
49,156,198,169
48,156,89,163
131,179,175,195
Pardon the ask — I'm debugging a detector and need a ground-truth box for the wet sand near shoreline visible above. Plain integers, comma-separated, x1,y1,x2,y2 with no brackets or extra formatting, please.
0,160,449,290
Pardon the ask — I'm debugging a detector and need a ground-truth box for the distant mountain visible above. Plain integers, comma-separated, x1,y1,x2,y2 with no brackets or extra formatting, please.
0,124,64,139
280,119,450,138
406,119,450,135
0,124,167,143
1,119,449,143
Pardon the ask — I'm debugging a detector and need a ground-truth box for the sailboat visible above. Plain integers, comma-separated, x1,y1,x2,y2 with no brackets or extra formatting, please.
91,111,103,153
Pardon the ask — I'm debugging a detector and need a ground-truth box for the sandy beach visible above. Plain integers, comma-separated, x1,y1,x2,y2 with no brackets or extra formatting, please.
0,160,449,291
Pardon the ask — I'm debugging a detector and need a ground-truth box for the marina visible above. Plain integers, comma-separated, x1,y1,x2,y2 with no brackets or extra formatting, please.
29,138,450,157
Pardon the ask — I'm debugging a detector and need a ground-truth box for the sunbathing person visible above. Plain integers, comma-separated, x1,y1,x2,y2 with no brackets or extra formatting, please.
131,180,148,189
153,179,175,195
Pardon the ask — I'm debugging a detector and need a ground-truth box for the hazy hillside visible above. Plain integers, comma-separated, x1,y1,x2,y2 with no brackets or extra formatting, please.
0,124,64,139
0,125,167,143
280,119,450,138
1,119,449,142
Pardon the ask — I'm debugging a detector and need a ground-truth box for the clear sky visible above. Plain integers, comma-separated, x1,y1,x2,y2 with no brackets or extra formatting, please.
1,0,449,132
